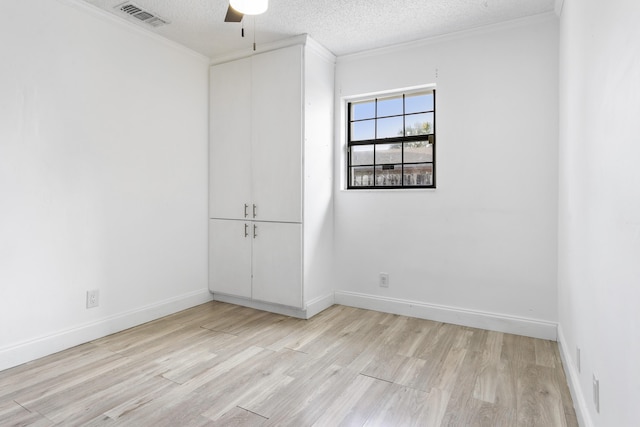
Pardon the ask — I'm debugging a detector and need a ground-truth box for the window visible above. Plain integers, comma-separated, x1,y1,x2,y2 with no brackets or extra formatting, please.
347,89,436,189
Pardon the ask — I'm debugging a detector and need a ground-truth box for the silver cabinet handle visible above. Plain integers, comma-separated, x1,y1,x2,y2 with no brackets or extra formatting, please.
253,224,257,238
252,204,257,218
244,223,249,238
244,204,249,218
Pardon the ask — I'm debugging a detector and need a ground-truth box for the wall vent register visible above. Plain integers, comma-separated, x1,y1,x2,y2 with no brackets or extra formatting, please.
115,2,170,27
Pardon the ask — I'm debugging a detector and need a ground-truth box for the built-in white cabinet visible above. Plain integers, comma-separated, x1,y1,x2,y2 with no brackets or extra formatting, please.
209,46,302,223
209,219,302,307
208,35,335,318
249,221,302,308
250,46,302,224
208,219,252,299
209,57,252,221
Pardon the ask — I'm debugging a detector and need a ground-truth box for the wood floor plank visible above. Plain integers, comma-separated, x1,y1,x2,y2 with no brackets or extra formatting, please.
196,350,297,420
260,365,362,426
431,344,491,425
363,385,448,427
473,352,499,404
516,364,567,427
467,399,517,427
395,317,440,357
501,333,537,365
0,344,119,402
534,339,557,368
215,406,267,426
0,399,53,426
0,302,578,427
310,373,390,426
102,376,179,421
11,352,130,409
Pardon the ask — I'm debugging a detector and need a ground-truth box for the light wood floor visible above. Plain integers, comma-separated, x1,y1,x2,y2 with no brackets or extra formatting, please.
0,302,578,426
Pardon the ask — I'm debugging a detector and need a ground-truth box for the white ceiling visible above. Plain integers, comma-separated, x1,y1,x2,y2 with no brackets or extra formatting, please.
81,0,555,58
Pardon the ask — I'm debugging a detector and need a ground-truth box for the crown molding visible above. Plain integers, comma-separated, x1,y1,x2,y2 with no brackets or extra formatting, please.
337,11,557,64
209,34,335,66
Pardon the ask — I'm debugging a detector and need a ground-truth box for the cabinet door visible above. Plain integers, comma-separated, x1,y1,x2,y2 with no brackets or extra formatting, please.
209,219,252,299
251,46,303,223
210,58,252,220
252,222,302,308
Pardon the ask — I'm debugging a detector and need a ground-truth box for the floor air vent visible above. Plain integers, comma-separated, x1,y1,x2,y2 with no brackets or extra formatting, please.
115,2,169,27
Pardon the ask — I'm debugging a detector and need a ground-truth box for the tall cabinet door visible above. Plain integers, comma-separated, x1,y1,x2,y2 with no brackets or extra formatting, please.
251,46,303,223
210,58,252,220
209,219,252,298
252,222,303,308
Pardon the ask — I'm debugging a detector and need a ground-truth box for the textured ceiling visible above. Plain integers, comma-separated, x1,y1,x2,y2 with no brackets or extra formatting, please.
81,0,555,58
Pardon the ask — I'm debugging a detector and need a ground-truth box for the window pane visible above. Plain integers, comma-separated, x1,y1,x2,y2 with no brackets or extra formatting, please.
347,89,435,189
350,166,374,187
352,101,375,120
403,163,433,186
405,92,434,114
404,141,433,163
377,116,403,139
376,143,402,164
351,119,375,141
374,164,402,186
377,96,403,117
350,144,374,166
405,112,434,136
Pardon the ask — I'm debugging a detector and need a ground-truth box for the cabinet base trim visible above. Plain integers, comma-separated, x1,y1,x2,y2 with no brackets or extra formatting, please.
211,292,335,320
212,293,308,319
334,291,557,341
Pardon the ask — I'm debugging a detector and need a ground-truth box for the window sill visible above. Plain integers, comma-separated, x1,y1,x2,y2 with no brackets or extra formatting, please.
340,187,437,193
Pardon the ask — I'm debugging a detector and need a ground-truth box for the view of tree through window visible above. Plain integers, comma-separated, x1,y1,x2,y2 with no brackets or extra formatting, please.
347,89,435,189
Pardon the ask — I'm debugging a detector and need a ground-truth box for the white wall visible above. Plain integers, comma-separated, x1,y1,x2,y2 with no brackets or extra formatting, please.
0,0,210,371
557,0,640,425
334,15,559,338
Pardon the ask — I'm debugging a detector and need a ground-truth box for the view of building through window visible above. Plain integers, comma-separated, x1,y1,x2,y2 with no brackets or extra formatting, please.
347,89,435,189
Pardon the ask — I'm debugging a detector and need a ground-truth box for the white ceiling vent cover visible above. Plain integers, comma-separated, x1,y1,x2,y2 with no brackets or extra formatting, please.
115,2,170,27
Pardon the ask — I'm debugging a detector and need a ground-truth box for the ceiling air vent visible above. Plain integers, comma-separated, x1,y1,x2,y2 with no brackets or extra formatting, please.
115,2,169,27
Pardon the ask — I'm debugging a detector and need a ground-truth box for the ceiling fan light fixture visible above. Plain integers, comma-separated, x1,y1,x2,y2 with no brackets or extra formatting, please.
229,0,268,15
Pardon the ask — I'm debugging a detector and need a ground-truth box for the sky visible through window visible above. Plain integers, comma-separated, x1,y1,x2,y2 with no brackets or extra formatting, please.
351,93,434,143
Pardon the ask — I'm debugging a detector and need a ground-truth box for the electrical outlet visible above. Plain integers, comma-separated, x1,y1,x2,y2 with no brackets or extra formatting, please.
86,290,99,309
576,347,581,373
593,374,600,413
379,273,389,288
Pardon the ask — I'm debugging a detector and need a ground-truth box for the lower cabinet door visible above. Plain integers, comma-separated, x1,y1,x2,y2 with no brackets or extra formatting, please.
251,221,302,308
209,219,252,299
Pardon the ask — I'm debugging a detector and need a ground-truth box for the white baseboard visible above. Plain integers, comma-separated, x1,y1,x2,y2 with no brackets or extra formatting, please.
305,293,335,318
334,291,558,340
557,326,593,427
0,289,213,372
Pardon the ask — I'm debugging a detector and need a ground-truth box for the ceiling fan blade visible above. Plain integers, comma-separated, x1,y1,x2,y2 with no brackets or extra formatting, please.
224,4,243,22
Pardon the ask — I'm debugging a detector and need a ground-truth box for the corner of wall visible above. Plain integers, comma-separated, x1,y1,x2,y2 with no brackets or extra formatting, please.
554,0,565,17
557,325,594,427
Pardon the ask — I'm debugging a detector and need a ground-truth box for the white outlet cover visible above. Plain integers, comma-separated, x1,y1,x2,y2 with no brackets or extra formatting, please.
379,273,389,288
86,290,100,309
593,374,600,413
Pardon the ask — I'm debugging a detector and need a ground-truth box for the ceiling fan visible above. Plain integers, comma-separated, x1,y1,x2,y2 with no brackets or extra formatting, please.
224,0,268,22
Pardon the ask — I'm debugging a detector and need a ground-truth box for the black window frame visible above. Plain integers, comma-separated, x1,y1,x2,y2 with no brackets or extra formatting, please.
347,89,436,189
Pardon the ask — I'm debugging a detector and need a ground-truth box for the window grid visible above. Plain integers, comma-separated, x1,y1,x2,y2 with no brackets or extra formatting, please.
347,90,436,189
